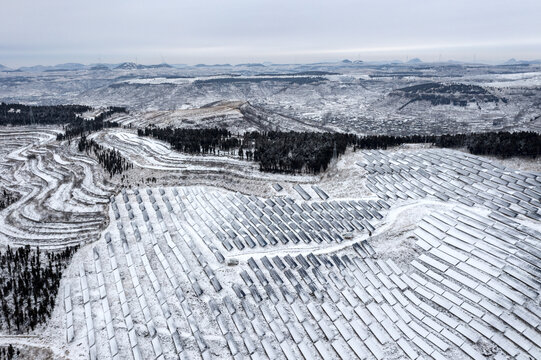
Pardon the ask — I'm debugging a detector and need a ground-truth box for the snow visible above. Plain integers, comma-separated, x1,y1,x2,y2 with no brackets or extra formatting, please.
39,171,540,359
467,71,541,88
1,62,541,358
0,128,113,248
122,74,328,86
1,138,540,360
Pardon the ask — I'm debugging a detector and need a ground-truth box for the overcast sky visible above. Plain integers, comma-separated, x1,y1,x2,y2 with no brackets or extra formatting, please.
2,0,541,67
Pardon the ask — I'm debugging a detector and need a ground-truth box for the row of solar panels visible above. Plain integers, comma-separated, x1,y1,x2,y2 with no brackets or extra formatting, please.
359,149,541,220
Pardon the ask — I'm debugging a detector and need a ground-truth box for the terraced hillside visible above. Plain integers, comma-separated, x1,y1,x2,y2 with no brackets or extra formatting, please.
44,147,541,360
89,128,319,195
0,128,115,247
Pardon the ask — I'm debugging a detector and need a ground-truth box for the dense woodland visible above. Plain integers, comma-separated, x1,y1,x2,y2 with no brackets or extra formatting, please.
0,103,91,126
56,106,127,141
138,127,358,173
0,103,127,140
433,131,541,158
395,82,503,108
139,127,541,174
0,245,78,333
78,136,133,177
245,131,357,173
353,131,541,158
138,127,240,154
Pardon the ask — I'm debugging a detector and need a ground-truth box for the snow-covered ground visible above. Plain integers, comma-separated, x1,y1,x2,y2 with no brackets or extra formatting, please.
3,145,538,360
1,62,541,358
90,128,320,197
0,127,115,248
2,62,540,134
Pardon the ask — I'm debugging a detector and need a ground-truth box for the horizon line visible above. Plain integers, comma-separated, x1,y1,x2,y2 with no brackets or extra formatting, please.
3,57,541,70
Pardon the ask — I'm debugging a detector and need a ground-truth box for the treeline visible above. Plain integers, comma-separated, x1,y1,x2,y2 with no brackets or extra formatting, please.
78,136,133,177
434,131,541,158
0,103,91,126
245,131,357,173
0,245,79,333
399,82,490,95
0,103,127,140
56,106,127,141
137,127,240,154
395,82,503,107
139,127,541,174
354,131,540,158
138,126,358,174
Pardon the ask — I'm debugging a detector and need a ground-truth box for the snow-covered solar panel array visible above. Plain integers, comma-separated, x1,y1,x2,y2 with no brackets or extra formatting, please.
61,172,541,359
173,187,383,255
358,149,541,220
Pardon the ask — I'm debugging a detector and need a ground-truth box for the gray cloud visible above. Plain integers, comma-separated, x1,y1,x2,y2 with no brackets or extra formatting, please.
2,0,541,66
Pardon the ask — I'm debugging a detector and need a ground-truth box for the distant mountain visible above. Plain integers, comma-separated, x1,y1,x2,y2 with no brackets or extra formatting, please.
18,63,87,72
0,64,10,71
115,62,139,70
14,62,176,72
145,63,173,69
43,63,87,72
54,63,86,70
114,62,175,70
90,64,111,71
340,59,364,66
407,58,423,64
18,65,50,72
504,58,541,65
235,63,266,67
194,64,232,67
